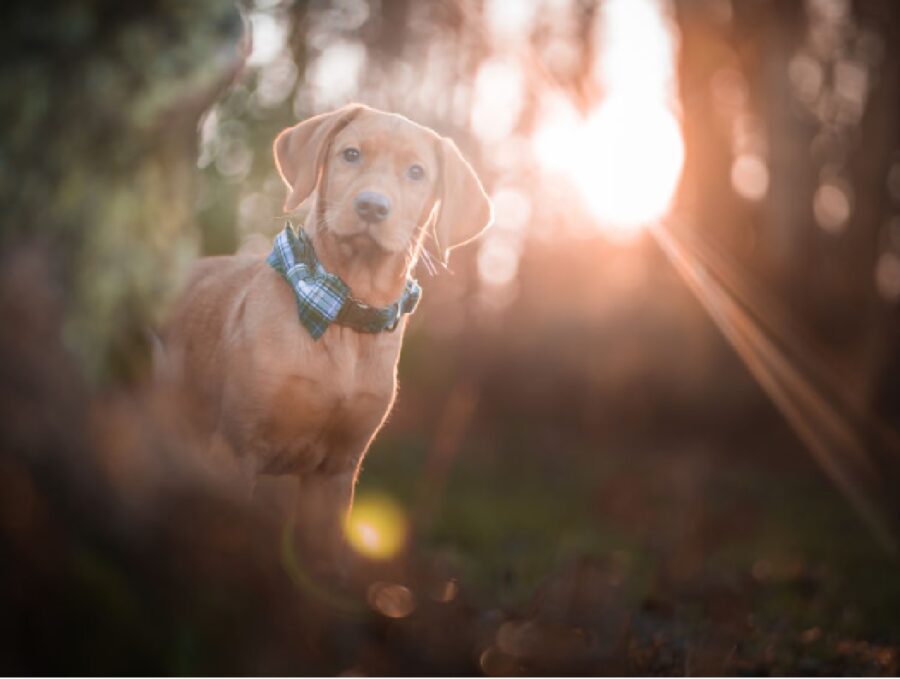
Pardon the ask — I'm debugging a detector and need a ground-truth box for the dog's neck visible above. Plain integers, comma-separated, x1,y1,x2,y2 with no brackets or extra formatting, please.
302,210,418,309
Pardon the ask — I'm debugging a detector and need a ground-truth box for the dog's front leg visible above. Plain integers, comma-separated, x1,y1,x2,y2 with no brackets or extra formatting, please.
293,467,358,578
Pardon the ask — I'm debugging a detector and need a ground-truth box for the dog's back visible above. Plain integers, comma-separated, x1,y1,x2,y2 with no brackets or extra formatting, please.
162,255,263,432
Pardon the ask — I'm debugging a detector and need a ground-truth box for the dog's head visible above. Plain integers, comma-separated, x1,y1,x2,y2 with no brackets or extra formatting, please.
274,104,492,265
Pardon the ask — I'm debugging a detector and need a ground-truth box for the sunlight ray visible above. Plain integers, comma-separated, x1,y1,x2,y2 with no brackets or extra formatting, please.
652,222,899,553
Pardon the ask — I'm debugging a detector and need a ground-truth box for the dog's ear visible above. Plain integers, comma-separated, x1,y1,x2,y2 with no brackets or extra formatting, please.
432,137,493,263
273,104,363,212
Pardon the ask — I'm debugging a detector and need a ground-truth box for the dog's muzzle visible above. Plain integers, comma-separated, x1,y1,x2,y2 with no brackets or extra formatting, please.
354,191,391,223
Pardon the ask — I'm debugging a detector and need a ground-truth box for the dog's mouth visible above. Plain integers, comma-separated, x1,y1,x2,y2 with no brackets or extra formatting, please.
336,229,390,258
324,215,408,258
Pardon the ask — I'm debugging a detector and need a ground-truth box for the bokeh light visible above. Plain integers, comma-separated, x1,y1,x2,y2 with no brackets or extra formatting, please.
875,251,900,301
366,581,416,619
594,0,677,101
247,11,287,67
343,492,407,560
813,179,853,233
470,58,525,144
731,154,770,202
307,41,367,109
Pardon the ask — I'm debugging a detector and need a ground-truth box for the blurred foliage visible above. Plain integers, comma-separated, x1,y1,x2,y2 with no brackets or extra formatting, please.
0,1,245,383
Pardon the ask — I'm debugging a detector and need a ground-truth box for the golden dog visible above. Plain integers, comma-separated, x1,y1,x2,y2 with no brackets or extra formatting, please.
163,104,492,566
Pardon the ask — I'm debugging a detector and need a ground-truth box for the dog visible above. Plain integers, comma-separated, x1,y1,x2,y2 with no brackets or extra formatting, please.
162,104,492,567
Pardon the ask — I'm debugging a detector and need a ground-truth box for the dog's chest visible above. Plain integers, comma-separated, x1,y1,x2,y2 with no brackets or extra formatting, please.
308,340,396,417
247,329,400,475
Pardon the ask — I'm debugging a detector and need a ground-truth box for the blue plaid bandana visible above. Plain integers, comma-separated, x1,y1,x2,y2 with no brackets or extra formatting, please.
267,224,421,340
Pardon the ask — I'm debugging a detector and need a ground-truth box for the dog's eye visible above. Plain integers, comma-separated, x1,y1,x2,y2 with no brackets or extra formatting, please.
407,164,425,181
342,147,361,163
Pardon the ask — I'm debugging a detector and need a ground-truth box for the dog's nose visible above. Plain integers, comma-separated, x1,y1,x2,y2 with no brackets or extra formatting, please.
354,191,391,223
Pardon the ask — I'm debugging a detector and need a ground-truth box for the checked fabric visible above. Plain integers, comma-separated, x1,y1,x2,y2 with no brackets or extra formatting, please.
267,224,421,340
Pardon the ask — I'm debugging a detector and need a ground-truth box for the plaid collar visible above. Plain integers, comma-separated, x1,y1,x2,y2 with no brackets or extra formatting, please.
266,224,421,340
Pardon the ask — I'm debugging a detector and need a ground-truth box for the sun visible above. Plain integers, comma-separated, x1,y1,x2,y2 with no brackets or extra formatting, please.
532,0,684,240
577,98,684,234
533,100,683,240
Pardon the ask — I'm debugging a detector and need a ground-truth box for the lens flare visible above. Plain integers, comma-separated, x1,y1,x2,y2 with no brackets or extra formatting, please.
343,492,407,560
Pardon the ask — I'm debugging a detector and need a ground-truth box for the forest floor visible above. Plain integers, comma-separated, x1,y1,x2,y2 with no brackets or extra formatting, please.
356,422,900,675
